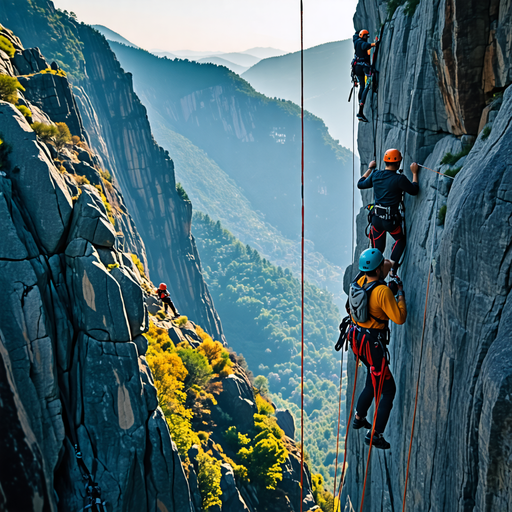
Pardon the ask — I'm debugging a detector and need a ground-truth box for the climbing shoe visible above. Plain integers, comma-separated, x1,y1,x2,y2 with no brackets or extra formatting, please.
352,416,372,430
364,431,390,450
357,113,369,123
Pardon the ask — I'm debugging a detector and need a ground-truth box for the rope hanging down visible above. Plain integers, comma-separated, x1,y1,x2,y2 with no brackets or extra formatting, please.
333,67,358,507
402,178,439,511
299,1,305,511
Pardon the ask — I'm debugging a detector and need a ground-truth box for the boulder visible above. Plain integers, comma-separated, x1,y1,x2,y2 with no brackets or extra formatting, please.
67,186,116,248
0,102,73,254
219,463,250,512
276,409,295,440
213,375,257,433
12,47,48,74
73,161,102,185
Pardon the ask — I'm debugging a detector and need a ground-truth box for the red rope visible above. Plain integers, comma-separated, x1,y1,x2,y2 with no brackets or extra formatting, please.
299,1,305,511
332,350,344,498
418,163,455,180
402,266,432,511
360,357,387,511
337,349,360,507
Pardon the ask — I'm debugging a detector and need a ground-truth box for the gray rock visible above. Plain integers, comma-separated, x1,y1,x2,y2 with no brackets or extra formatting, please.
67,186,116,248
219,463,250,512
73,160,102,185
342,4,512,511
0,102,73,254
110,266,146,338
0,181,29,260
213,375,257,433
12,47,48,74
76,147,94,165
66,242,131,341
187,464,202,512
276,409,295,440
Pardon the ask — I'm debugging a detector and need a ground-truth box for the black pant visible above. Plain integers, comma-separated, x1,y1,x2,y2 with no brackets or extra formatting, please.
355,334,396,434
162,296,178,316
370,215,406,271
354,64,371,106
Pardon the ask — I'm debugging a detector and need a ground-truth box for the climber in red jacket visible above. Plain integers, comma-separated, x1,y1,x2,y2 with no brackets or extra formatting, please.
156,283,180,318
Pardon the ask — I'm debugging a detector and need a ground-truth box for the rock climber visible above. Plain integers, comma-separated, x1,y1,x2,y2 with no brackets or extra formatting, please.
156,283,180,318
350,248,407,449
352,29,378,123
357,149,419,277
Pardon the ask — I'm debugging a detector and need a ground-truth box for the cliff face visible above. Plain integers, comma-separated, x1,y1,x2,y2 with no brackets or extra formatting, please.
0,50,189,512
343,1,512,511
1,0,225,343
0,23,317,512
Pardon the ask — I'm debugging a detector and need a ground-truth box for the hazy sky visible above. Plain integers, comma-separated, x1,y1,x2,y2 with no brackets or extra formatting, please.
52,0,359,53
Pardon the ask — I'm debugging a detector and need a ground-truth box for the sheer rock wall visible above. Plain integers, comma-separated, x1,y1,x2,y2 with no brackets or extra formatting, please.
1,0,225,343
342,1,512,511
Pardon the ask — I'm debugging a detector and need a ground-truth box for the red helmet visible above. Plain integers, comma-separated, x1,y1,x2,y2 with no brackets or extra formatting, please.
158,283,167,291
383,149,403,163
359,29,369,38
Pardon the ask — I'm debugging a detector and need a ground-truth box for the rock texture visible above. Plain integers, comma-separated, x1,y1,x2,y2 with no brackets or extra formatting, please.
0,33,193,510
342,1,512,511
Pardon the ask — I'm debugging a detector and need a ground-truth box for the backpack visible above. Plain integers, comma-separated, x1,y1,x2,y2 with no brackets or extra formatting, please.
348,277,387,325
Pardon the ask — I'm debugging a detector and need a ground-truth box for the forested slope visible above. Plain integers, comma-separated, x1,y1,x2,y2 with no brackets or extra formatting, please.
193,212,345,488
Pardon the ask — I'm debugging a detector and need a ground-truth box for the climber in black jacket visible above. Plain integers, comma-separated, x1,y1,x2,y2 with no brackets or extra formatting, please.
352,29,378,122
358,149,420,275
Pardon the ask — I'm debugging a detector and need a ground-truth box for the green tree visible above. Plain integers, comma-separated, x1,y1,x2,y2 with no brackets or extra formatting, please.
197,451,223,510
177,347,213,389
31,122,58,143
54,122,71,151
0,74,25,104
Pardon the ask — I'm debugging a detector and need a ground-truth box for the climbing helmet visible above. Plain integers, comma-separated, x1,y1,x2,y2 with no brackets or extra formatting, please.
359,248,384,272
158,283,167,290
384,148,403,162
359,29,369,38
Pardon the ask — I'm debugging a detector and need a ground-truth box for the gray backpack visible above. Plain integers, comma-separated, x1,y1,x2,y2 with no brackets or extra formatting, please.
349,278,387,325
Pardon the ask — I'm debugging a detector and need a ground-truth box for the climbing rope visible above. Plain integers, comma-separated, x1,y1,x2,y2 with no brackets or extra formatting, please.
299,1,305,511
418,164,455,180
332,348,344,499
359,356,387,511
333,86,358,503
337,352,360,506
402,177,439,511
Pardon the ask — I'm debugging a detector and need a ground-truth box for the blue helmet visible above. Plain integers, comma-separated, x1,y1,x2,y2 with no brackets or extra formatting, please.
358,248,384,272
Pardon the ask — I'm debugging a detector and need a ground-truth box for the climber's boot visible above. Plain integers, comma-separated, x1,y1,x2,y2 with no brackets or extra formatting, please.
357,104,368,123
352,416,372,430
365,431,390,450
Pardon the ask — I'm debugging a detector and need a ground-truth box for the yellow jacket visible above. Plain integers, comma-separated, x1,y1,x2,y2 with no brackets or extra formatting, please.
352,276,407,329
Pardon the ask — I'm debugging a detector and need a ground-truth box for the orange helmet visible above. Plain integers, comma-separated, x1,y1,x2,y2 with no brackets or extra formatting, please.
383,149,403,163
359,29,369,38
158,283,167,290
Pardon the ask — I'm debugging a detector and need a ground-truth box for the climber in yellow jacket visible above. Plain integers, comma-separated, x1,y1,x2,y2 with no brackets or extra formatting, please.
348,248,407,449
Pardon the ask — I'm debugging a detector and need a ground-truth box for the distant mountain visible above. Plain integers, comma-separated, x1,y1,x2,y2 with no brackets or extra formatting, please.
241,47,288,59
197,56,249,74
153,50,177,60
242,40,355,150
212,51,260,67
108,41,356,304
92,24,139,48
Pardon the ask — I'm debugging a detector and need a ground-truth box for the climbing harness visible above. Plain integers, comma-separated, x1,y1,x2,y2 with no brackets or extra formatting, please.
299,1,305,511
75,445,106,512
402,178,439,512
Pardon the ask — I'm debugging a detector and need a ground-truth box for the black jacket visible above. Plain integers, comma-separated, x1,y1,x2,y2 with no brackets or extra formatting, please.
353,33,372,65
358,169,419,207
